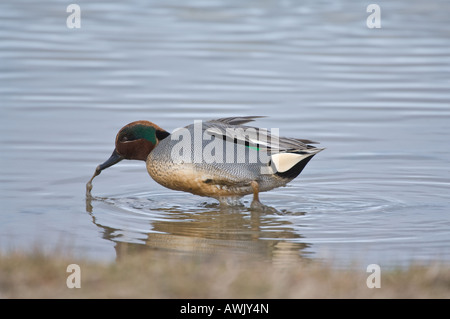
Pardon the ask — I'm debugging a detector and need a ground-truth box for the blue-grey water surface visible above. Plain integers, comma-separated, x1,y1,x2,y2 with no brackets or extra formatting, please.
1,0,450,268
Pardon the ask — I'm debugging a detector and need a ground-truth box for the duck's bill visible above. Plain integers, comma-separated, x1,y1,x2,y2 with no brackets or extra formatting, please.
86,149,123,195
98,149,124,172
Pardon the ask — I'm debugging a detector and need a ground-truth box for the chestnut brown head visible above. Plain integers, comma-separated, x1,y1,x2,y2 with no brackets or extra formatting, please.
96,120,170,173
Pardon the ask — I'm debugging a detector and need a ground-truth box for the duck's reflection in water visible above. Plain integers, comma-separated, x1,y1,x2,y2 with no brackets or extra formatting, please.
86,195,311,264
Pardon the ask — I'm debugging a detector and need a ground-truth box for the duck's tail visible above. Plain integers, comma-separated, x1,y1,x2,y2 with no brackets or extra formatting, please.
271,147,325,179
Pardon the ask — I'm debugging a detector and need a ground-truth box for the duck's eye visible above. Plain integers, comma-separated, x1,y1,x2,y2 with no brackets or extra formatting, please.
118,127,138,142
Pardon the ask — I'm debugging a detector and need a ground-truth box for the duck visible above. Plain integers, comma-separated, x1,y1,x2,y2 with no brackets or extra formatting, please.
86,116,324,208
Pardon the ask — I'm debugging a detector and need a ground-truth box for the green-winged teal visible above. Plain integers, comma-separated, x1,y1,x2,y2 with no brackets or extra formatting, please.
87,116,324,207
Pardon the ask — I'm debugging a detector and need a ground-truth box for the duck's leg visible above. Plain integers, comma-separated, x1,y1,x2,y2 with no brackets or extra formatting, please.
250,181,280,213
250,181,264,210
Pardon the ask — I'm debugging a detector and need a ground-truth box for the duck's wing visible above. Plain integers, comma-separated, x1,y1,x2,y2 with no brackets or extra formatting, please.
209,116,266,126
204,117,320,153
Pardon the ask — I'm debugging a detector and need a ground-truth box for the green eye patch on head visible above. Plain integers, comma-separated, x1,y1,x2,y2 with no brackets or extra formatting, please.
119,125,157,144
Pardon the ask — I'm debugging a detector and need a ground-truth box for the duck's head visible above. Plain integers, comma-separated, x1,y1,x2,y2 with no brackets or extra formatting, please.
87,121,170,193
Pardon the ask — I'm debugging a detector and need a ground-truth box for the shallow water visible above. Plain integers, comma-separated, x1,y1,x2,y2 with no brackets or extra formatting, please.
1,0,450,268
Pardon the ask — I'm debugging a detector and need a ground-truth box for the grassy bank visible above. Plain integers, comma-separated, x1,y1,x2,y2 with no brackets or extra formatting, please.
1,250,449,298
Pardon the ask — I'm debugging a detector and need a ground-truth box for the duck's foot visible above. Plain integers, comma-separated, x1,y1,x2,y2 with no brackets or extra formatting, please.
250,199,279,213
249,180,277,213
250,180,263,211
250,198,264,210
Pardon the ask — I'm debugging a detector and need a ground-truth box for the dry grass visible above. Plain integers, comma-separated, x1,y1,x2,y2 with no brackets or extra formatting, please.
1,250,449,298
